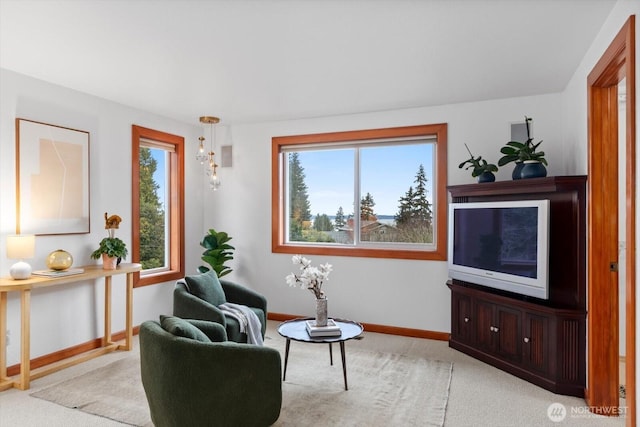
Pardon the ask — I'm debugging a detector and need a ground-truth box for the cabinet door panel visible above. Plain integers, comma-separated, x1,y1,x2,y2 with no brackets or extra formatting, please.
495,305,522,362
452,292,473,342
474,300,495,351
523,312,549,374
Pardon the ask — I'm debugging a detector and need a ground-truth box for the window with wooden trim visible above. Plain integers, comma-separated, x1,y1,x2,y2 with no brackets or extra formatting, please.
272,124,448,260
132,125,185,286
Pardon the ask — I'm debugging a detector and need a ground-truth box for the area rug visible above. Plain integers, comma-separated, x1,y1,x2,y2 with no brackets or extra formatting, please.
31,336,452,426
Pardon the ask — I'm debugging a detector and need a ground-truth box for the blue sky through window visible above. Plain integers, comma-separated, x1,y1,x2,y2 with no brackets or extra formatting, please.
297,143,434,217
150,148,166,207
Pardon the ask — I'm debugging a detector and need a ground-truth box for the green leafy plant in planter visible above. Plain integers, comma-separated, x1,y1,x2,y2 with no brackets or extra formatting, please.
498,116,548,179
458,143,499,182
90,237,128,261
198,228,235,277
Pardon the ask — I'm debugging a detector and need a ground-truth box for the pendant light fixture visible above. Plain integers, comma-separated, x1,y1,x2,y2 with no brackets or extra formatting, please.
198,116,221,190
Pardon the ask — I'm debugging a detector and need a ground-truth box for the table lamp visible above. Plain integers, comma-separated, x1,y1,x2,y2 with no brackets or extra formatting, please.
6,234,35,280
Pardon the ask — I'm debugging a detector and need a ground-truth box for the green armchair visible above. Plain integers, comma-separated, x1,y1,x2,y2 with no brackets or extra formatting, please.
173,270,267,343
139,317,282,427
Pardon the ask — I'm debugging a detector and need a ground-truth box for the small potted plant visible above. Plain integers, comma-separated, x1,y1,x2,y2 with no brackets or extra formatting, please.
91,237,128,270
458,144,499,183
498,116,548,179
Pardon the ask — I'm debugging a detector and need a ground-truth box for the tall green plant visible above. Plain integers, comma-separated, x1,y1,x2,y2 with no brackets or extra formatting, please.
198,228,235,277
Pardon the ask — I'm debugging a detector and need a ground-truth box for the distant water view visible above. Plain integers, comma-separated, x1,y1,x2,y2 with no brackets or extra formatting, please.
311,214,396,226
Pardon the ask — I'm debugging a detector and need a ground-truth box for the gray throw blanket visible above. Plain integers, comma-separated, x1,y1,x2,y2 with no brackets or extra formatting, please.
219,302,263,346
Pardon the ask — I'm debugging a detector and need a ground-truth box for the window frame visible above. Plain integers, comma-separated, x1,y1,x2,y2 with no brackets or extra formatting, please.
271,123,448,260
132,125,185,287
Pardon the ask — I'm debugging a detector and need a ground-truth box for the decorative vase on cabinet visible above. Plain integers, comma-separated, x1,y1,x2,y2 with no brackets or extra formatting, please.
477,171,496,183
512,162,524,180
520,160,547,179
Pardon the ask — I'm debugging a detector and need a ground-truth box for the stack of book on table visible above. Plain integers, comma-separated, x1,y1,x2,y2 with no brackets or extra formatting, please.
306,319,342,337
32,268,85,277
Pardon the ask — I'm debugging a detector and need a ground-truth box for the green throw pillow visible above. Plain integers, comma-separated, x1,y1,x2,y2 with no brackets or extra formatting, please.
184,270,226,306
160,315,211,342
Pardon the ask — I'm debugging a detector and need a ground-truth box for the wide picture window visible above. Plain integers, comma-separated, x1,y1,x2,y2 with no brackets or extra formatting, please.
272,124,447,260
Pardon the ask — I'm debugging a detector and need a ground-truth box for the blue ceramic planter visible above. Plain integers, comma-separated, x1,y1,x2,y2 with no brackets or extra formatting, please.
477,172,496,183
512,162,524,180
520,161,547,179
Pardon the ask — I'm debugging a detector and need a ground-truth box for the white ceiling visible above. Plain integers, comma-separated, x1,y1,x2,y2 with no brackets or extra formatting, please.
0,0,617,126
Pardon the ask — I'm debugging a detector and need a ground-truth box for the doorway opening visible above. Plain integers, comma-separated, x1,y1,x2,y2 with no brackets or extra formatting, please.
587,15,636,426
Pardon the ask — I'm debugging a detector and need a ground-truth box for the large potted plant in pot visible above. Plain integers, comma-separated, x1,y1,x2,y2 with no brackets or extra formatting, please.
498,116,548,179
458,144,499,183
198,228,235,277
91,237,128,270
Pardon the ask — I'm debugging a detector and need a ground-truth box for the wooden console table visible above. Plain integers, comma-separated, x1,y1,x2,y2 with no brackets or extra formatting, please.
0,263,141,391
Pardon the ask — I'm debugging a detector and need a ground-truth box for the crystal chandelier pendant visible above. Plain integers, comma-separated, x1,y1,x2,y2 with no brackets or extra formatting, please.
196,136,207,164
199,116,222,190
206,151,221,190
209,170,221,190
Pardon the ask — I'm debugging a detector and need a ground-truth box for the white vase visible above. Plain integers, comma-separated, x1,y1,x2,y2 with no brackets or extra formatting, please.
315,297,328,326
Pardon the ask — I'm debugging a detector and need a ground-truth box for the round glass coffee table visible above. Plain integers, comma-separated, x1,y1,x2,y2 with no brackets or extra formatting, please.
277,317,363,390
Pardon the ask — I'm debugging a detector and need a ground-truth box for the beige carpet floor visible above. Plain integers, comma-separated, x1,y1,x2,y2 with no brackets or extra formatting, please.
30,330,452,426
0,320,627,426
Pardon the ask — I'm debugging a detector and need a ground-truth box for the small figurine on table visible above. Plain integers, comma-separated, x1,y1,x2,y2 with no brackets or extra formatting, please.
104,212,122,238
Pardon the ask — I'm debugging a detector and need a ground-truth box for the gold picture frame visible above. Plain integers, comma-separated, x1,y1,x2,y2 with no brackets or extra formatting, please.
16,118,90,235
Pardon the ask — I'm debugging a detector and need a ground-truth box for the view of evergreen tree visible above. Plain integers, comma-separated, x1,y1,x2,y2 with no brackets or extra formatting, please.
334,206,346,229
360,192,376,220
139,147,165,269
394,164,433,243
288,152,311,240
395,186,415,225
411,164,432,223
313,213,333,231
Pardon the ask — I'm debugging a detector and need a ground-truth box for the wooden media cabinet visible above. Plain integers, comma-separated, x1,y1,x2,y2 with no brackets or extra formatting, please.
447,176,586,397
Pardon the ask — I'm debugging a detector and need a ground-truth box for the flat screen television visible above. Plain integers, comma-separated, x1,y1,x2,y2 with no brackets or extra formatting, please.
448,199,550,299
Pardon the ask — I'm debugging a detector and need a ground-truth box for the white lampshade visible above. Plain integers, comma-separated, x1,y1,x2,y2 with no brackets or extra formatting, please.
7,235,35,259
6,235,35,280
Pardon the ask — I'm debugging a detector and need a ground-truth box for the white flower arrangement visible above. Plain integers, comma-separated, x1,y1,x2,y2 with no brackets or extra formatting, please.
285,255,332,300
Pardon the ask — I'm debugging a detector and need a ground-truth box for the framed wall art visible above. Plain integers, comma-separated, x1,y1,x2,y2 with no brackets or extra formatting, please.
15,118,90,235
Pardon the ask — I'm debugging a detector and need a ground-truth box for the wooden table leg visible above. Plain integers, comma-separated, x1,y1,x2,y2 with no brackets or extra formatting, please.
124,272,133,350
340,341,348,390
283,339,290,381
18,289,31,390
103,276,112,346
0,292,7,380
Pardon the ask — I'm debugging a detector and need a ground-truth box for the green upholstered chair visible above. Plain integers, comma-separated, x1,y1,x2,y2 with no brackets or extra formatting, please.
173,270,267,343
139,317,282,427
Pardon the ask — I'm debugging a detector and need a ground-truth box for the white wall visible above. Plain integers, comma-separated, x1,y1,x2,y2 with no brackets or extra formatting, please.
207,94,564,333
560,0,640,412
0,69,205,365
4,1,632,370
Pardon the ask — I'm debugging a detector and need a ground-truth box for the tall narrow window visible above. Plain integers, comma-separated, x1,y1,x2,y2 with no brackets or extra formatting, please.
272,123,448,260
132,125,185,286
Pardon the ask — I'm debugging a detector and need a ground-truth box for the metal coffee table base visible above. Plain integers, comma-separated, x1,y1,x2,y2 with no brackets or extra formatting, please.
277,318,364,391
283,340,350,390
